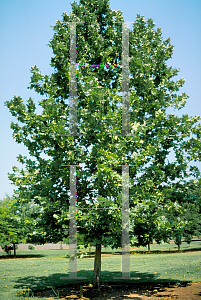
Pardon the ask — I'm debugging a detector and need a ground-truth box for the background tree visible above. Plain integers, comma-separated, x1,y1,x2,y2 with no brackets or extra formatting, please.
168,180,201,248
0,195,18,256
183,180,201,243
5,0,201,289
0,194,39,257
130,186,172,252
164,200,187,252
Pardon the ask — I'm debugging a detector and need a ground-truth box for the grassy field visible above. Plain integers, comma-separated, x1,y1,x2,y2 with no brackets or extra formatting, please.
0,241,200,300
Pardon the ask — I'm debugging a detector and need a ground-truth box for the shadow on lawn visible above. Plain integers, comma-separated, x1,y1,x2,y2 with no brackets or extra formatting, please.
130,246,201,255
85,245,201,257
0,253,45,259
13,270,192,298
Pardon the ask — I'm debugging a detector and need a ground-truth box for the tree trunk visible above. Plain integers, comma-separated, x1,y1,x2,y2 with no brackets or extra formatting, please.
93,244,101,290
13,243,16,258
148,243,150,253
60,241,63,250
178,244,180,252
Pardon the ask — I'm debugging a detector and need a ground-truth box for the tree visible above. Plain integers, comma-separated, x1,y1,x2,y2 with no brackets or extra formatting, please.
130,180,201,252
130,191,171,252
0,196,17,256
0,194,38,257
164,200,187,252
130,181,201,252
182,180,201,241
5,0,201,289
168,180,201,248
77,196,122,286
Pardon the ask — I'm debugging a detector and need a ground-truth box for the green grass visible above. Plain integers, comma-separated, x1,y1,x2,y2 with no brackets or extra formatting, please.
0,242,200,300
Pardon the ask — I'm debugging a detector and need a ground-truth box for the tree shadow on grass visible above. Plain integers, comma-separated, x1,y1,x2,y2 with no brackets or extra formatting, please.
13,270,192,299
129,247,201,255
85,245,201,258
0,253,45,259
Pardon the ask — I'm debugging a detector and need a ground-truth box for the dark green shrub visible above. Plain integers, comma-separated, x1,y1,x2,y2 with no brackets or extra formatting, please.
28,245,35,250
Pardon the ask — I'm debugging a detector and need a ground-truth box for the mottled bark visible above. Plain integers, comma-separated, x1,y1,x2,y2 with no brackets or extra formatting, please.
178,244,180,252
93,244,101,290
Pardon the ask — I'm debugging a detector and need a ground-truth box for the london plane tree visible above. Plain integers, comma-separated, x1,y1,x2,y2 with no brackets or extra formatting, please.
5,0,201,289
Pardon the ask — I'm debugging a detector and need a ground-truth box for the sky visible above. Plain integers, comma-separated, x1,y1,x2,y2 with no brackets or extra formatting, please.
0,0,201,200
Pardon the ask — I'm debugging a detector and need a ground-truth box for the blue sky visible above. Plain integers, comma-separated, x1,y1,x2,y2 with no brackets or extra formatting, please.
0,0,201,200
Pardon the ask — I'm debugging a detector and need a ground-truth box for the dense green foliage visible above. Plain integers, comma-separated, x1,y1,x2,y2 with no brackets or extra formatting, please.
130,180,201,251
0,194,41,256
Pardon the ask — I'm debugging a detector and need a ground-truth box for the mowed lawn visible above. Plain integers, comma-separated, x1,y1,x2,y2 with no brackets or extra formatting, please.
0,242,200,300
